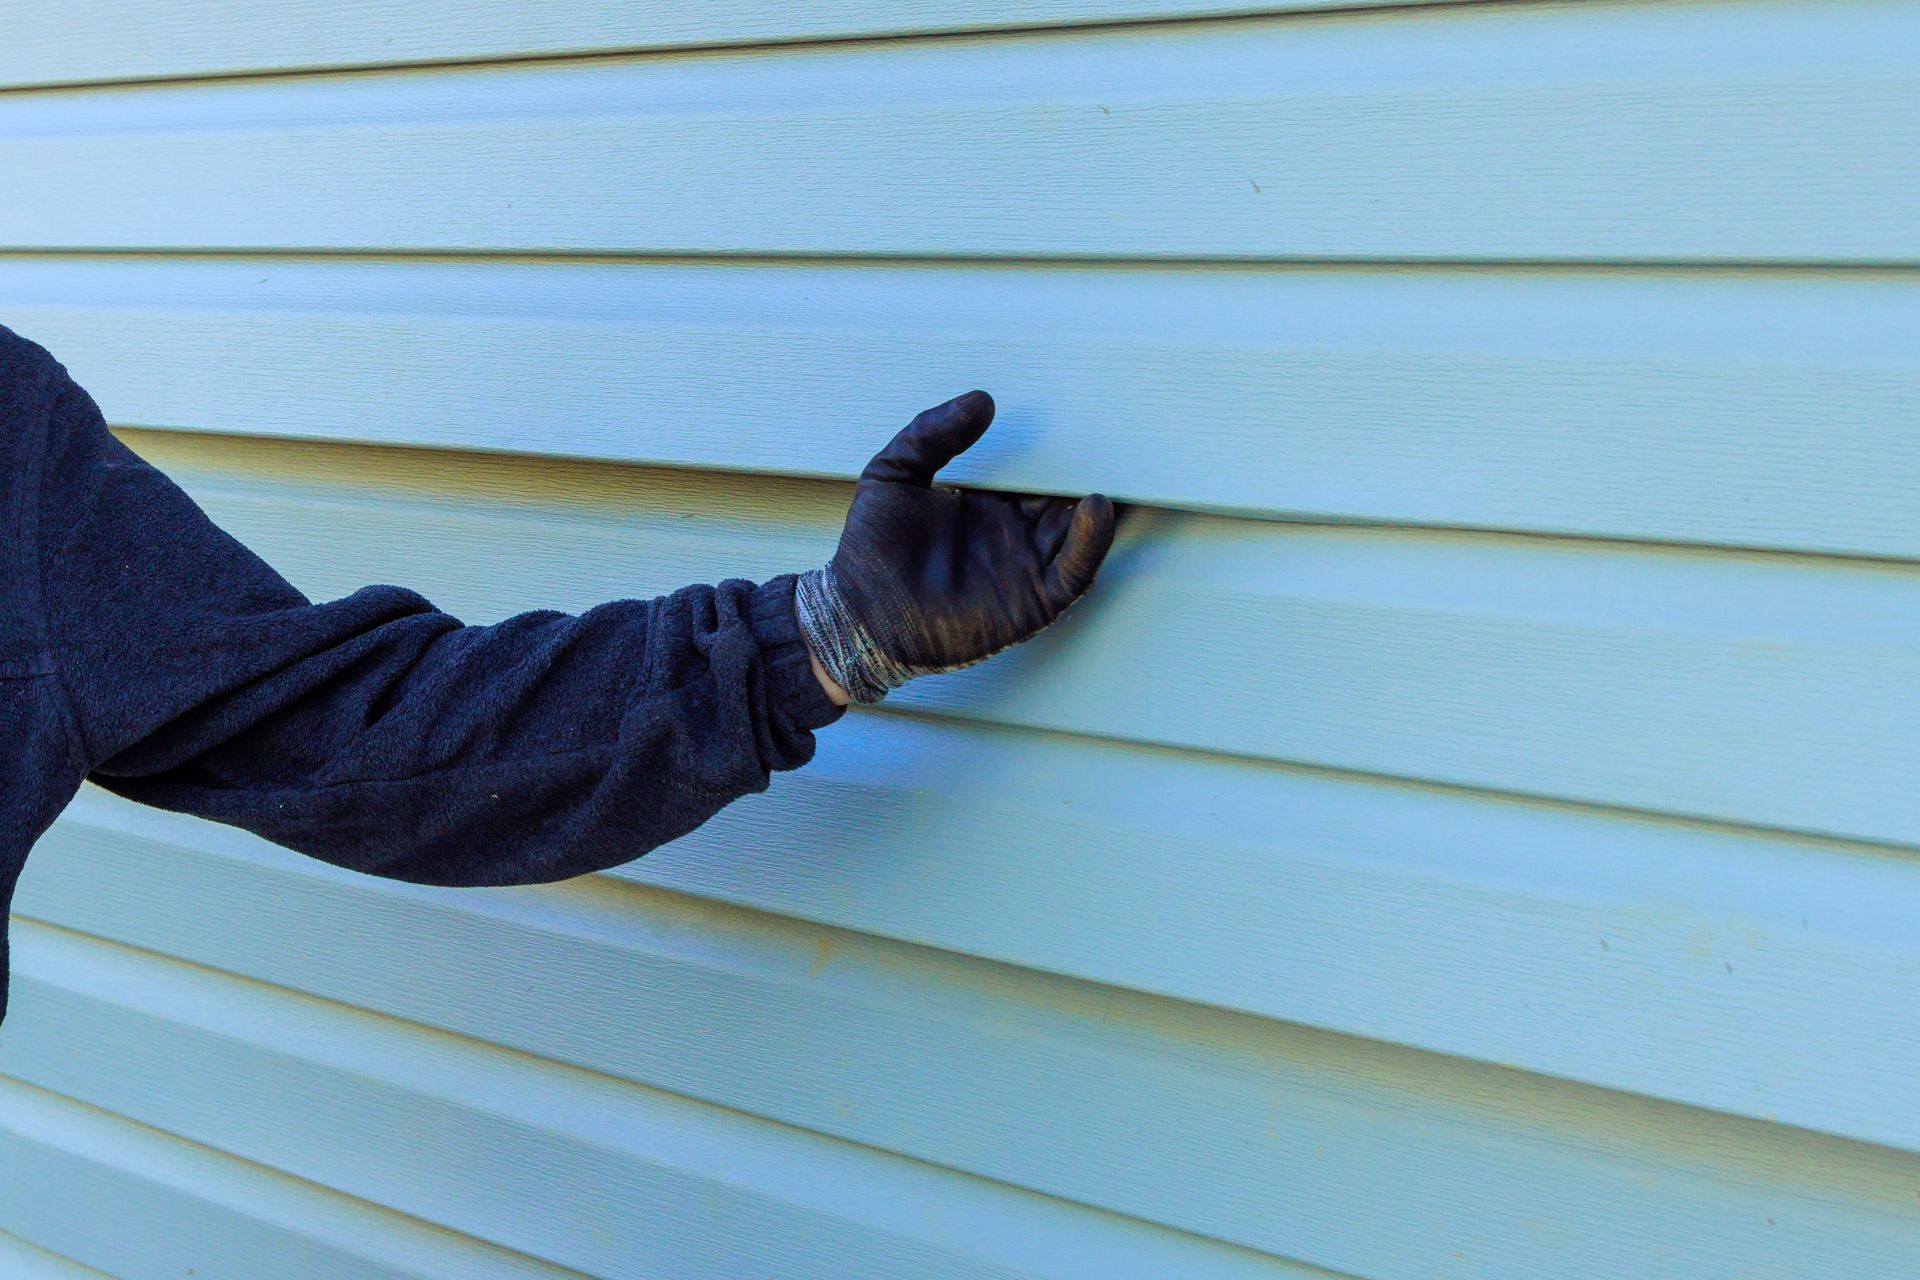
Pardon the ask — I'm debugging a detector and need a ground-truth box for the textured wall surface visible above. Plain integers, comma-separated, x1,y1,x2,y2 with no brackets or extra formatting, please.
4,3,1920,1276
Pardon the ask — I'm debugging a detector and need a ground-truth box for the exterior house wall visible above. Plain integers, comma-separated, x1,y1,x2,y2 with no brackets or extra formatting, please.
4,3,1919,1276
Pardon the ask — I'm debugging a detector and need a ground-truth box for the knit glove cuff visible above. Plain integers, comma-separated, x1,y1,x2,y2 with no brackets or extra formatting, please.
793,565,917,705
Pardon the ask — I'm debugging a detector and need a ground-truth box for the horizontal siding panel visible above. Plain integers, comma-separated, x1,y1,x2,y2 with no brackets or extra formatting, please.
903,515,1920,850
0,1,1468,89
33,771,1920,1159
22,782,1920,1189
0,1080,573,1280
0,2,1915,261
1,924,1302,1280
8,257,1919,556
13,881,1920,1280
137,433,1920,847
652,720,1920,1158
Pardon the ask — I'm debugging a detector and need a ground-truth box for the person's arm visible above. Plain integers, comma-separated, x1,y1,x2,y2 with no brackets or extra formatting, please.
34,348,843,888
29,338,1111,889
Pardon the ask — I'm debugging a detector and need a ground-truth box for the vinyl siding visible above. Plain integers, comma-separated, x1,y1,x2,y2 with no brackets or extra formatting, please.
2,4,1915,263
4,3,1919,1277
0,1230,116,1280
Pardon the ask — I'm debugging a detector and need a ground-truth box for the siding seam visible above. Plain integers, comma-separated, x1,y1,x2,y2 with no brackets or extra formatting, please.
7,915,1357,1278
0,0,1558,98
0,1074,602,1279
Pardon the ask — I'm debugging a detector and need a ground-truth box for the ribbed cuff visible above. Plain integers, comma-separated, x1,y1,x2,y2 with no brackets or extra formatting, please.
793,565,916,705
746,574,847,732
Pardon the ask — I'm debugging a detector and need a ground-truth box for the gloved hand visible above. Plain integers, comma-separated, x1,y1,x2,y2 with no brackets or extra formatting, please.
794,390,1117,705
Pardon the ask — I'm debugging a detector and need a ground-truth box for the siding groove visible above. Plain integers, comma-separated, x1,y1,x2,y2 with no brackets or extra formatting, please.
0,1,1503,93
5,921,1319,1280
0,1231,119,1280
0,1079,593,1280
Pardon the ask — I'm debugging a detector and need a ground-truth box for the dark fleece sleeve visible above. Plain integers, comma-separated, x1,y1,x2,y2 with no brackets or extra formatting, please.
33,346,844,888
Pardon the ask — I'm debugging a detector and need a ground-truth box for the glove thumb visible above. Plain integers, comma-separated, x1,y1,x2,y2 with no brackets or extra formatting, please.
861,390,995,486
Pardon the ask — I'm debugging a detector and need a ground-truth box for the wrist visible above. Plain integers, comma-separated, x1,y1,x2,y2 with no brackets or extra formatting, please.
804,633,852,706
794,583,852,705
793,565,912,705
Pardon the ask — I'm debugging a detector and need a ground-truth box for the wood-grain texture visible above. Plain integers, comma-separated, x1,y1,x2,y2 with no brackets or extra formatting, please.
0,3,1915,262
3,1,1915,1275
5,258,1916,557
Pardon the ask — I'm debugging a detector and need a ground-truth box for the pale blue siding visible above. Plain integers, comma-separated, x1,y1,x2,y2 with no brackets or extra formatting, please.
4,4,1919,1277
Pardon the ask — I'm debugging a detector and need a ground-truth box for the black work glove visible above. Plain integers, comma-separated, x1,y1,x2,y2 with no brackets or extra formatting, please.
794,391,1117,705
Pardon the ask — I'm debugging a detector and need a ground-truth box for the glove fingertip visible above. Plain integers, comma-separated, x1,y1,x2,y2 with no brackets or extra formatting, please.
1046,493,1118,607
1075,492,1117,552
